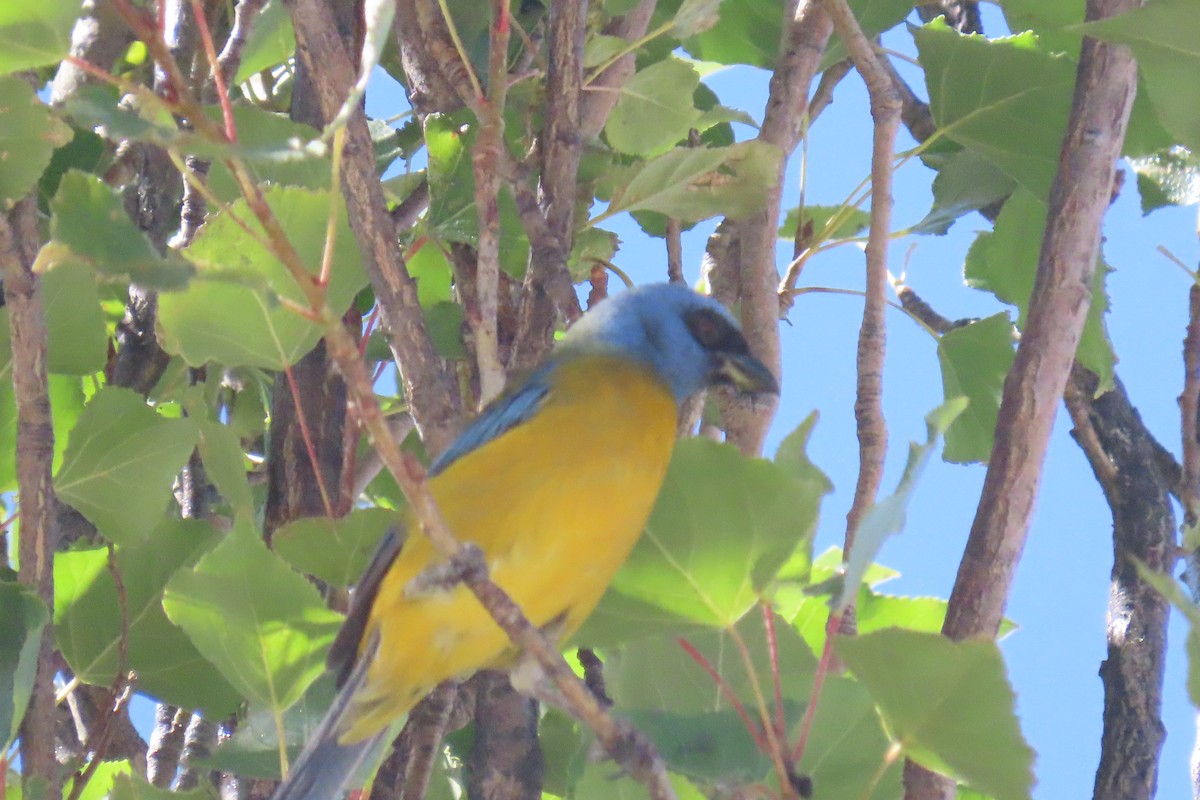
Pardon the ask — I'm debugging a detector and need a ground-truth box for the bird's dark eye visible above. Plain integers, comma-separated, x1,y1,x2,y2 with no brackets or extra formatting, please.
684,307,749,354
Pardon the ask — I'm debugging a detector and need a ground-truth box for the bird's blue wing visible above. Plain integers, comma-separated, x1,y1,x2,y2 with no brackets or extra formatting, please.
428,363,554,476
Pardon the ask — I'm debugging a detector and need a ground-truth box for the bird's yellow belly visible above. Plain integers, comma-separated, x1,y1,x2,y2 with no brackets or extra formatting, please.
341,357,678,741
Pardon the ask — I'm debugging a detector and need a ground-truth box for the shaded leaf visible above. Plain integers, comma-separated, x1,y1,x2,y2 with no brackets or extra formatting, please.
937,313,1015,464
0,77,72,205
273,508,402,588
913,149,1016,235
197,421,254,514
234,0,297,83
55,387,199,545
963,189,1115,391
778,205,870,244
837,630,1035,800
0,582,49,747
163,517,342,712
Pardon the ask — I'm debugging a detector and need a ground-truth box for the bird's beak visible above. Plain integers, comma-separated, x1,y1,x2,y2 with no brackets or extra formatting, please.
716,352,779,396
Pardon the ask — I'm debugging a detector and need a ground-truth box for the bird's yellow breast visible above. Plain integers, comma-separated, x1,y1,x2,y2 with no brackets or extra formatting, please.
342,355,678,740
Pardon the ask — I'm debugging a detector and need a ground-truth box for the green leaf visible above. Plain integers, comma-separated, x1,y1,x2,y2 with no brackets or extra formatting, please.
1081,0,1200,152
778,205,870,244
0,78,72,205
55,387,200,545
597,140,782,224
110,774,210,800
605,58,702,157
681,0,781,68
64,760,131,800
963,189,1115,391
202,674,335,778
204,106,327,202
163,517,342,712
0,360,84,493
50,170,194,290
837,400,966,612
670,0,720,38
837,630,1035,800
197,421,253,514
55,520,242,717
0,0,78,74
0,582,49,747
37,254,108,375
1000,0,1085,57
580,438,822,645
161,186,368,369
794,675,902,800
913,149,1016,236
273,508,401,588
1129,146,1200,213
607,613,815,782
234,0,297,84
915,19,1074,201
937,314,1016,464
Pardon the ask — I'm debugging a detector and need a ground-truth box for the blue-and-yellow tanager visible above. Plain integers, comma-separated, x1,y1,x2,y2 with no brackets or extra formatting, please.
274,283,778,800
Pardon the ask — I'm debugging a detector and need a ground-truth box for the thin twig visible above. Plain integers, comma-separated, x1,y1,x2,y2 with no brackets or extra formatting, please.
821,0,900,555
470,0,511,405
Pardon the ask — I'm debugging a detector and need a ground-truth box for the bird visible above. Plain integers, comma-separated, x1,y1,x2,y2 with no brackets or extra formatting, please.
273,282,779,800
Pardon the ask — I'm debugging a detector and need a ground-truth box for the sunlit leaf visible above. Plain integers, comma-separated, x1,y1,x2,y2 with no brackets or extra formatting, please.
0,582,49,747
0,77,72,204
273,508,402,588
837,630,1034,800
0,0,78,74
937,313,1015,464
163,517,342,712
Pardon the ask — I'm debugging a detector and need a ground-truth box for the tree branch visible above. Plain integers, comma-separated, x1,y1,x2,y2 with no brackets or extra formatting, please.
2,199,63,800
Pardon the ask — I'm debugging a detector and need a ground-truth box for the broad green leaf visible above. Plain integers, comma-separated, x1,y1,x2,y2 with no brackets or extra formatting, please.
37,253,107,375
64,760,131,800
234,0,297,83
55,520,242,717
671,0,720,38
197,421,253,514
605,58,702,157
837,400,966,612
161,186,368,369
202,674,335,778
680,0,781,68
913,149,1016,235
963,189,1115,391
937,313,1016,464
0,582,49,747
915,19,1074,201
273,508,402,588
0,78,71,204
110,775,209,800
575,766,705,800
55,387,200,545
597,140,781,224
778,205,870,245
1000,0,1085,57
837,630,1034,800
0,0,78,74
1128,147,1200,214
794,675,902,800
50,170,194,290
204,106,327,202
566,227,619,282
1081,0,1200,152
581,438,823,644
607,613,815,782
163,517,342,712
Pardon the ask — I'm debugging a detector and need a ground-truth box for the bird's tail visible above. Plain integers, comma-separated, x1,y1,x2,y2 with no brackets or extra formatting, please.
271,635,390,800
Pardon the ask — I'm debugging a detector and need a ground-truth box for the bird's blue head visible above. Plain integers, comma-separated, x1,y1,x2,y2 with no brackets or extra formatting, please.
557,283,779,405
